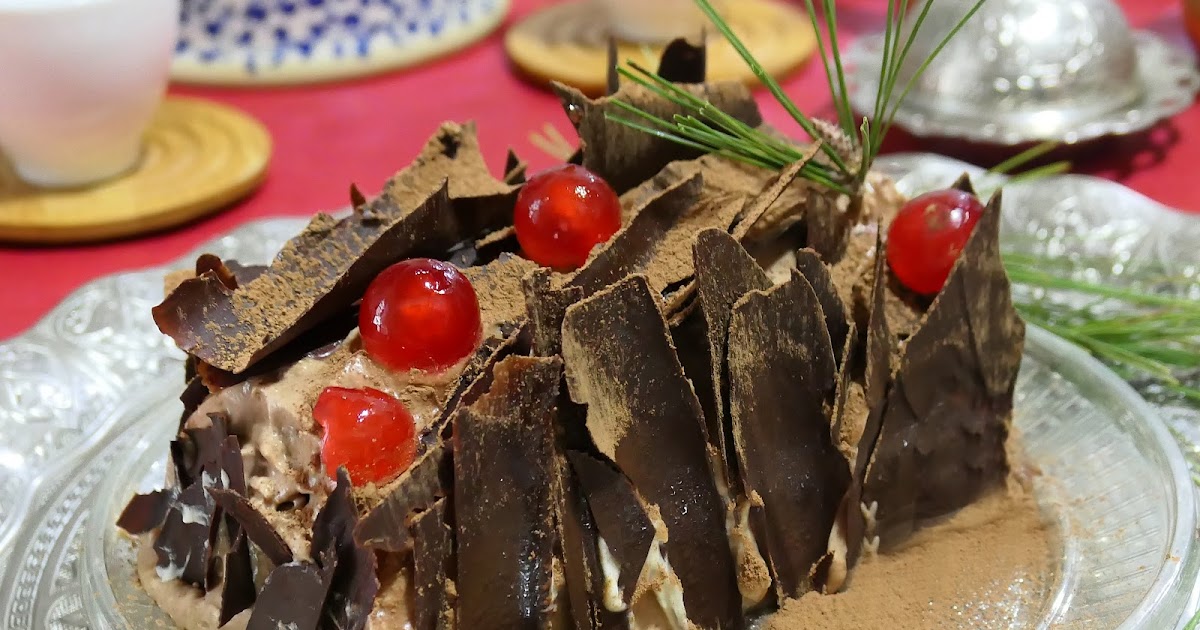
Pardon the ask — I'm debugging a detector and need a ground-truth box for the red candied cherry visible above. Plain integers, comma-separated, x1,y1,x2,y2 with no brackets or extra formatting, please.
360,258,482,372
313,386,417,485
886,189,985,296
514,164,622,270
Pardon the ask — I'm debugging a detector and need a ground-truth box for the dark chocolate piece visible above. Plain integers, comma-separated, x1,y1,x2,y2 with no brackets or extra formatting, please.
350,183,368,211
411,498,457,630
657,37,707,84
194,254,239,290
805,187,849,261
523,268,584,356
863,192,1023,547
426,323,525,449
503,148,527,184
453,356,561,629
557,458,630,629
156,123,514,375
210,488,294,566
561,275,741,629
179,377,208,430
553,80,761,194
730,149,816,243
219,534,256,625
693,228,771,489
116,489,172,535
153,479,216,588
174,413,228,488
795,248,850,365
726,271,849,598
567,451,654,605
246,561,336,630
606,37,620,96
356,442,452,552
312,468,379,630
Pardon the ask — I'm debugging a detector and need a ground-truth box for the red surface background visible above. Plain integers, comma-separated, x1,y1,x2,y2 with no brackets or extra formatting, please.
1,0,1196,340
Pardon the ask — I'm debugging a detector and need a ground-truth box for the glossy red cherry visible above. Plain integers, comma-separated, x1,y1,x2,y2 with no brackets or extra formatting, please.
514,164,622,270
360,258,482,372
313,386,417,485
886,189,985,296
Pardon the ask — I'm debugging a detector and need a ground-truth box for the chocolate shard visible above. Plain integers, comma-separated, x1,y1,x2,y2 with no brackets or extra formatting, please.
179,377,208,430
173,413,229,488
411,498,457,630
117,489,172,535
606,37,620,96
523,268,584,357
950,172,977,196
156,123,514,375
453,356,562,629
795,248,851,365
557,457,630,630
356,442,452,552
219,534,256,626
194,254,239,290
805,187,850,261
837,240,893,573
350,183,368,211
210,489,294,566
426,323,525,449
312,468,380,630
567,451,655,606
153,478,216,589
657,37,707,84
731,146,821,244
863,192,1024,548
561,275,742,629
727,271,849,598
553,80,761,194
570,166,748,306
247,560,336,630
503,148,527,184
692,228,771,488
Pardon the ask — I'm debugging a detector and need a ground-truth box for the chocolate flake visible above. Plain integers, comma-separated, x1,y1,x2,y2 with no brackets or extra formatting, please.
503,148,527,185
219,534,256,626
657,37,707,84
210,489,294,566
356,442,452,552
411,498,457,630
863,192,1023,548
567,451,654,606
453,356,562,628
117,490,172,535
523,268,584,356
795,248,851,365
561,275,741,629
693,228,772,487
727,271,849,598
153,479,216,588
313,468,379,630
194,254,239,291
553,80,761,194
156,124,514,375
731,149,819,243
557,457,629,629
246,561,336,630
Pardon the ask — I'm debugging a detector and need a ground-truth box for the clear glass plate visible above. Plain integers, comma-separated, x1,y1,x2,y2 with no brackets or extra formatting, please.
1,153,1197,629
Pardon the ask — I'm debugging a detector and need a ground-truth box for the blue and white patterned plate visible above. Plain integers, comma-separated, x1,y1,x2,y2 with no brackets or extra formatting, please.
172,0,510,85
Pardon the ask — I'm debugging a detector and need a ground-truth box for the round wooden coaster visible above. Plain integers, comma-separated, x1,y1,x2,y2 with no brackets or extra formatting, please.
505,0,817,96
0,97,271,245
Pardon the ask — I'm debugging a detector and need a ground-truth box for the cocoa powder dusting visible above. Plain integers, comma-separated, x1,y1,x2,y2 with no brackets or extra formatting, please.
759,488,1054,630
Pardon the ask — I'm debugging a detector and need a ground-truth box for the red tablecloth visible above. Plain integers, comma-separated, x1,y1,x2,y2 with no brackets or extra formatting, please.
1,0,1196,340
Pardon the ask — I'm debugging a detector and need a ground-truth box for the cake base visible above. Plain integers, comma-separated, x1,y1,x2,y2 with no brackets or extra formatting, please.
504,0,817,96
0,97,270,245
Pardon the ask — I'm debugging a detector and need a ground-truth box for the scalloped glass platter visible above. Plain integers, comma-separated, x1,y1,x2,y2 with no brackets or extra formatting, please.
0,153,1197,629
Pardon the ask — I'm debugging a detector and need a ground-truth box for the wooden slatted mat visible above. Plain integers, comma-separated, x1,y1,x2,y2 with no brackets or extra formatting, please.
505,0,817,96
0,97,271,244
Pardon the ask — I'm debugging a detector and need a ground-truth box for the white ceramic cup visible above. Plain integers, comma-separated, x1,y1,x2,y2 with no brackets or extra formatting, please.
0,0,179,188
599,0,726,43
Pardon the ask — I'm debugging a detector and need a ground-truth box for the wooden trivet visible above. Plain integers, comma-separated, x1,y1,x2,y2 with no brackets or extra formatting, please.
0,97,271,245
505,0,817,96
